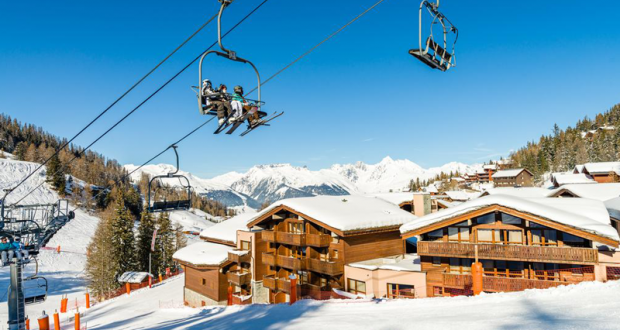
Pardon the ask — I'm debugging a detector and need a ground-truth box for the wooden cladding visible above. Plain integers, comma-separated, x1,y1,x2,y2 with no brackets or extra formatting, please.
227,271,251,286
261,252,343,275
441,273,593,292
263,275,292,293
261,230,331,247
417,241,598,264
228,251,251,264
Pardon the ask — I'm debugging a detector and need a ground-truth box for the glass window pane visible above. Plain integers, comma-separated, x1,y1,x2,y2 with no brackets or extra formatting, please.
448,227,459,241
482,260,494,269
545,230,557,244
563,233,585,242
357,281,366,293
428,229,443,240
529,222,546,228
476,214,495,224
501,213,523,225
456,220,469,226
460,228,470,240
496,260,507,270
493,230,502,243
478,229,493,242
531,230,542,243
508,230,522,243
450,258,460,267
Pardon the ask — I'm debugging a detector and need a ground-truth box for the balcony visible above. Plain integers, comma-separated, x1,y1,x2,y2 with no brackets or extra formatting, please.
232,293,252,305
261,230,331,247
300,284,332,300
261,253,307,271
307,258,344,276
228,250,251,264
417,241,598,264
227,271,251,286
263,252,276,266
263,275,292,293
441,271,594,293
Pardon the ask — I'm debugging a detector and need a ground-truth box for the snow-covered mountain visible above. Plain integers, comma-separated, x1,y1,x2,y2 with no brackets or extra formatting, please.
126,157,481,207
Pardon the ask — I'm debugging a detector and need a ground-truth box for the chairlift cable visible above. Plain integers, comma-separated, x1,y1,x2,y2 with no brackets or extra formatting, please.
244,0,387,97
10,0,271,206
3,12,220,201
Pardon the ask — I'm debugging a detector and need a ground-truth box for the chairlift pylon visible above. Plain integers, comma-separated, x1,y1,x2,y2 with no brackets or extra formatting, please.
147,145,192,213
409,0,458,71
191,0,282,136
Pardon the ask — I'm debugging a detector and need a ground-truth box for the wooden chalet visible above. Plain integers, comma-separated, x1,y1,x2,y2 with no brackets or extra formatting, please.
491,168,534,187
579,162,620,183
247,195,418,303
400,195,620,296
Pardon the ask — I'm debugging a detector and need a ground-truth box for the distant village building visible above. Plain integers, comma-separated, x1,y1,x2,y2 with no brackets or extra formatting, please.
476,164,497,183
575,162,620,183
550,173,595,188
491,168,534,187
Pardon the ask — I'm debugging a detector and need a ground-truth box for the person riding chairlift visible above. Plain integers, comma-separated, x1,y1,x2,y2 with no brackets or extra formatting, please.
11,236,28,261
201,79,217,113
211,84,232,126
0,237,12,266
231,85,249,122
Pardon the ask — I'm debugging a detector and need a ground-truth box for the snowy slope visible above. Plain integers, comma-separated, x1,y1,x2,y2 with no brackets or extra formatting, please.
131,157,481,206
72,275,620,329
124,164,260,209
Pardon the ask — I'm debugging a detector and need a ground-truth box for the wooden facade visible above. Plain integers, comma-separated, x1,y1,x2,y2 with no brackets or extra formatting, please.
402,205,616,296
493,169,534,187
248,206,405,303
184,266,229,304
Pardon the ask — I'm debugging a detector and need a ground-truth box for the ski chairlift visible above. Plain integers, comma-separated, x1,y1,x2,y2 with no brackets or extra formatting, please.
192,0,283,136
23,259,48,305
409,0,458,72
147,145,192,213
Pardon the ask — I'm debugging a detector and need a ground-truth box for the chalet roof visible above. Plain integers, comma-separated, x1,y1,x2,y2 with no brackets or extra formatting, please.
248,195,418,234
347,254,421,272
481,187,552,198
172,241,233,267
483,164,498,170
574,165,585,174
118,272,153,284
369,192,413,206
552,173,596,186
424,185,439,194
443,191,481,201
400,194,619,244
436,199,460,208
583,162,620,175
199,212,256,244
549,183,620,201
604,197,620,220
492,168,532,179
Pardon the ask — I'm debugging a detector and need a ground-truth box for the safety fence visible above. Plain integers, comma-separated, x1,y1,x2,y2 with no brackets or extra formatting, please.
607,266,620,281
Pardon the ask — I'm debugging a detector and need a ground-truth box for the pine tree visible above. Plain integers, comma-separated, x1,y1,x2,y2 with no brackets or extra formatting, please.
174,223,188,252
85,213,118,300
46,152,66,195
136,211,156,272
153,212,175,276
109,190,137,277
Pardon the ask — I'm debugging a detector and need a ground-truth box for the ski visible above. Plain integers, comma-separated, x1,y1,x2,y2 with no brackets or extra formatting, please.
213,113,233,134
240,112,284,137
225,110,256,135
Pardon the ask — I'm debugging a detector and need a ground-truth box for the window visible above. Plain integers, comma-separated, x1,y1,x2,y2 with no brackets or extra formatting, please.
507,230,523,244
448,227,470,242
240,240,251,251
427,229,444,241
299,271,309,285
348,279,366,295
475,213,495,224
288,222,303,234
320,277,328,288
387,284,415,299
432,257,441,266
202,278,207,286
530,229,558,246
562,233,587,247
332,250,339,260
501,213,523,225
449,258,472,274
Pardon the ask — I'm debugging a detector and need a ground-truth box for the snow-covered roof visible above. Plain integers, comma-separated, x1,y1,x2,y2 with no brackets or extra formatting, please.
604,197,620,220
481,187,552,198
483,164,497,170
249,195,418,234
199,212,256,244
443,191,480,201
118,272,153,284
492,168,531,179
172,241,234,267
551,173,595,186
574,165,585,174
369,192,413,206
347,254,421,272
583,162,620,175
400,194,619,244
436,199,461,208
424,185,438,194
549,183,620,201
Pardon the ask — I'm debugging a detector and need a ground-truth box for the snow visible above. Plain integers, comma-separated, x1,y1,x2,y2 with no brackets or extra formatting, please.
168,209,215,233
65,272,620,329
251,195,418,233
172,241,233,267
368,192,413,206
604,197,620,220
550,183,620,201
552,173,596,186
444,191,481,201
199,212,256,244
348,254,421,272
423,185,438,194
400,194,619,243
118,272,152,284
482,187,552,198
492,168,529,178
583,162,620,175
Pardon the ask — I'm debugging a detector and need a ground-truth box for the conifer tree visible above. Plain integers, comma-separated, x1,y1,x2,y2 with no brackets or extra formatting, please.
153,212,175,275
110,189,137,277
136,211,156,272
46,152,66,195
174,223,188,252
85,212,118,300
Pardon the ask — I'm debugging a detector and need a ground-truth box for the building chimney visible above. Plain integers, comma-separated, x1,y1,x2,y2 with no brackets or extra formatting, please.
413,193,431,217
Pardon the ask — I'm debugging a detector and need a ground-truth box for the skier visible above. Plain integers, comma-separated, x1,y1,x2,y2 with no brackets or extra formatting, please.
212,84,232,126
230,85,248,122
0,237,12,266
11,236,28,260
201,79,217,114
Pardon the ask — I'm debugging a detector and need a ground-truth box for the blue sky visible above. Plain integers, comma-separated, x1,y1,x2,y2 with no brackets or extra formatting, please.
1,0,620,178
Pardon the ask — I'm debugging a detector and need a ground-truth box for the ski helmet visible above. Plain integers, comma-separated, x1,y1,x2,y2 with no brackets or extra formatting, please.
203,79,211,87
234,85,243,94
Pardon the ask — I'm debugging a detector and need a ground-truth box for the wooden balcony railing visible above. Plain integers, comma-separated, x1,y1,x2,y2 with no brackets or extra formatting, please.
262,252,276,266
277,255,307,271
261,230,331,247
307,258,344,275
262,275,292,293
418,241,598,264
227,271,251,286
228,250,251,264
232,294,252,305
306,234,331,247
441,271,594,292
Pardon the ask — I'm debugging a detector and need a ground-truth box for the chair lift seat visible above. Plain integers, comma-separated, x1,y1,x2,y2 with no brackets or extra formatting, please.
409,37,452,72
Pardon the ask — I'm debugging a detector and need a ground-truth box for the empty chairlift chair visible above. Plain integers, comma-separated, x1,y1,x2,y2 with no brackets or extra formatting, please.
147,146,192,213
409,0,458,71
